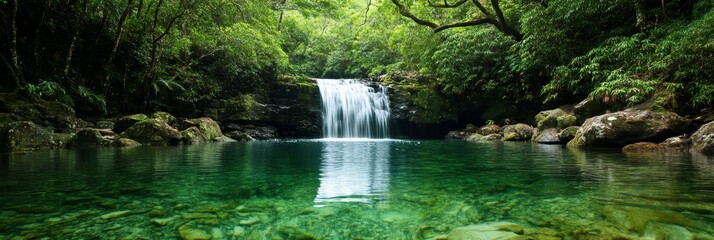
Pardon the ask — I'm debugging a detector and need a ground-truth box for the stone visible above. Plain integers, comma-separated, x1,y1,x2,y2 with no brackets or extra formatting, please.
643,222,694,240
210,228,224,239
277,225,317,240
152,112,176,124
113,138,141,147
477,124,501,135
573,96,612,124
151,217,176,226
51,133,74,148
692,121,714,155
12,204,56,214
120,119,182,145
178,118,226,143
622,142,661,153
502,124,534,141
0,121,54,152
100,210,132,220
533,128,561,144
535,109,569,130
659,135,691,152
567,109,690,148
114,114,149,134
95,120,115,129
182,213,217,219
556,114,578,129
558,126,579,142
231,226,246,237
245,126,278,140
68,129,113,148
225,131,254,141
467,133,502,141
239,216,260,226
465,124,479,133
178,225,211,240
446,130,469,140
601,205,700,233
447,222,525,240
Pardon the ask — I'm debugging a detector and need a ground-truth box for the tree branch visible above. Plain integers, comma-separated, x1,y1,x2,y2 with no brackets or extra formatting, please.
427,0,467,8
434,17,498,32
391,0,439,29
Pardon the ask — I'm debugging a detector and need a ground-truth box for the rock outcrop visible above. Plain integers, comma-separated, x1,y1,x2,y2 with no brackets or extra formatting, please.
502,124,534,141
691,121,714,154
121,119,182,145
0,121,55,152
568,109,690,148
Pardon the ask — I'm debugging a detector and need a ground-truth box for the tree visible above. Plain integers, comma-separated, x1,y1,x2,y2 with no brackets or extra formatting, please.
389,0,524,41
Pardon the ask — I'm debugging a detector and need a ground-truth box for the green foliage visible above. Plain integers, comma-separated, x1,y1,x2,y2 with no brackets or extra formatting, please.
75,86,108,114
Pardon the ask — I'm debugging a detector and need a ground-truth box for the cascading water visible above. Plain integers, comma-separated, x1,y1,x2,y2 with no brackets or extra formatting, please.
316,79,391,138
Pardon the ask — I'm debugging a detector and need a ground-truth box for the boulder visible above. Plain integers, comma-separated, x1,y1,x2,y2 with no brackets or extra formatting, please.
225,131,254,141
446,130,469,140
567,109,690,148
95,120,115,129
502,124,534,141
68,129,113,148
659,135,691,152
114,114,149,134
120,119,182,145
477,124,501,135
573,96,613,124
622,142,661,153
0,121,55,152
447,222,524,240
152,112,176,124
467,133,502,141
533,128,561,144
558,126,579,142
465,124,478,133
246,126,278,140
691,121,714,155
557,115,577,129
178,118,226,143
535,109,569,130
112,138,142,147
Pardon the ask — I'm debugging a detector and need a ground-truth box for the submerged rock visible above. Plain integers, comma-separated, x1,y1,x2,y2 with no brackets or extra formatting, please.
178,225,211,240
100,210,132,220
567,109,690,148
447,222,524,240
121,119,182,145
622,142,661,153
692,121,714,155
0,121,54,152
502,124,534,141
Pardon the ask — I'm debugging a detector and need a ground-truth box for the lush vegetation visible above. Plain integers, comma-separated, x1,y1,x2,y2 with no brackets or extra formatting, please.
1,0,712,119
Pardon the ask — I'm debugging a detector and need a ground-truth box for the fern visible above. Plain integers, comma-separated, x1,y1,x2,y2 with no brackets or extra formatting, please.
75,86,107,114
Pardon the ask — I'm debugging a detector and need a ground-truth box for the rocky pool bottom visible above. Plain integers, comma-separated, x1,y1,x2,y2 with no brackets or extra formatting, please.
1,140,713,239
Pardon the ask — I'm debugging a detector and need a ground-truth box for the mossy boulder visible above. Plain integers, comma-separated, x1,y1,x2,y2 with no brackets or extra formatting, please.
691,121,714,155
225,131,254,141
68,129,113,148
95,120,115,129
0,121,55,152
121,119,182,145
113,138,142,147
502,124,534,141
476,124,501,135
178,118,227,143
446,130,469,140
622,142,661,153
114,114,149,134
535,109,569,130
466,133,502,141
573,96,614,124
152,112,176,124
558,126,579,142
567,109,690,148
557,114,577,129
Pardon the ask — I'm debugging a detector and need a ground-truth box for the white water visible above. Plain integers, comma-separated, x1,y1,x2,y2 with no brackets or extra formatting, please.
316,79,391,138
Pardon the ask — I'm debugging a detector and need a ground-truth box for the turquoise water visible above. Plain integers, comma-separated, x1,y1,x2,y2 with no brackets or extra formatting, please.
1,140,713,239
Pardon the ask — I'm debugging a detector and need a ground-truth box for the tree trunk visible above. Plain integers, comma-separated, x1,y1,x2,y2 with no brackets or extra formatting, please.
633,0,647,31
103,0,135,96
9,0,23,90
63,32,79,77
277,0,288,31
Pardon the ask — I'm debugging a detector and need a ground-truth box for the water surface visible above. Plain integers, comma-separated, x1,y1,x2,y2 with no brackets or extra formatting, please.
1,140,713,239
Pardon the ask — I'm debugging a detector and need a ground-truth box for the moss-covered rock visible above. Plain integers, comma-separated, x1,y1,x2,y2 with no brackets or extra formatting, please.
659,135,691,152
95,120,114,129
557,114,577,129
113,138,142,147
535,109,568,131
68,129,113,148
622,142,661,153
152,112,176,124
114,114,149,134
0,93,89,130
52,133,74,148
502,124,534,141
225,131,254,141
466,133,502,141
120,119,181,145
476,124,501,135
558,126,579,142
0,121,55,152
178,118,227,143
465,124,478,133
567,109,690,148
446,130,469,140
691,121,714,155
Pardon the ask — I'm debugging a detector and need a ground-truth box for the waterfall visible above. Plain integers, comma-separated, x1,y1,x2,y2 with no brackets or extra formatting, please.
316,79,391,138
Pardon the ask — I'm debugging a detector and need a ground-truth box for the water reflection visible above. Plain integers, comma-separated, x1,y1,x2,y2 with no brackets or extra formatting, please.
315,141,391,205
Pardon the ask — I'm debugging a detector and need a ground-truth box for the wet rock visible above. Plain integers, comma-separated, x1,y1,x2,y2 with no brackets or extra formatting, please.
151,217,176,226
465,124,479,133
477,124,502,135
446,130,469,140
447,222,525,240
121,119,182,145
466,133,502,141
692,121,714,155
533,128,561,144
231,226,246,237
182,213,217,219
225,131,254,141
622,142,661,153
210,228,224,239
52,133,74,148
113,138,141,147
12,204,56,214
239,216,260,226
557,114,578,129
148,207,168,217
573,96,614,124
95,120,115,129
114,114,149,134
502,124,534,141
601,205,700,233
558,126,579,142
178,225,211,240
277,225,317,240
68,129,113,148
100,210,132,220
245,126,278,140
567,109,690,148
0,121,54,152
643,222,694,239
659,135,691,152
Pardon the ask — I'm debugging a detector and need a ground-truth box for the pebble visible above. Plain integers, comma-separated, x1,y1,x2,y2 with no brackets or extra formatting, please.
178,225,211,240
232,226,246,237
239,216,260,226
151,217,176,226
100,210,132,220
